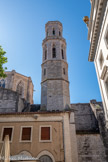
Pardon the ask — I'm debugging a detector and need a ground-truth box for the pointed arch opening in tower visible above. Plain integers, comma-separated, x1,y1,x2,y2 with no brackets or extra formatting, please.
45,49,47,60
61,49,64,59
16,81,24,97
52,45,56,58
63,68,65,75
44,68,46,76
59,31,61,36
52,28,55,35
0,79,5,88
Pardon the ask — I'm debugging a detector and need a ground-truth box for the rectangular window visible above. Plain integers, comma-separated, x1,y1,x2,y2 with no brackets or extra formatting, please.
63,68,65,75
2,128,13,141
61,49,64,59
21,127,31,141
44,69,46,76
40,126,51,142
104,24,108,48
45,50,47,60
105,76,108,98
52,47,56,58
99,50,104,69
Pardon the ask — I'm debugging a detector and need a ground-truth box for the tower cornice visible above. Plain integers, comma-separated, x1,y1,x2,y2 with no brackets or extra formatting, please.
42,37,66,46
41,78,69,84
41,59,68,67
45,21,62,28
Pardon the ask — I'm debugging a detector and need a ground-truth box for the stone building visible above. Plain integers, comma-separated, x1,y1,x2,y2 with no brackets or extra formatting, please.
86,0,108,126
0,20,108,162
0,70,34,104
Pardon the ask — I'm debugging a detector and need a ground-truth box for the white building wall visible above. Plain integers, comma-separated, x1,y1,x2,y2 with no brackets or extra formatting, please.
94,2,108,123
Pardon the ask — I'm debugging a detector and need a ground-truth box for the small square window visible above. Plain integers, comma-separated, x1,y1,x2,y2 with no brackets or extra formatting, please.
2,128,13,141
99,51,104,69
104,25,108,48
40,126,51,142
21,127,31,141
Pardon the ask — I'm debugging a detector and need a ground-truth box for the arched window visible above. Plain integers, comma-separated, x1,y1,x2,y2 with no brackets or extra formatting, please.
44,69,46,76
52,29,55,35
45,50,47,60
40,155,53,162
52,45,56,58
63,68,65,75
0,79,5,88
47,30,48,36
61,49,64,59
16,81,24,97
59,31,61,36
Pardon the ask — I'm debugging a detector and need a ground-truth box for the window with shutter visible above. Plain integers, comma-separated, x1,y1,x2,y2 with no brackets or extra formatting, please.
41,127,50,141
2,128,13,141
21,127,31,141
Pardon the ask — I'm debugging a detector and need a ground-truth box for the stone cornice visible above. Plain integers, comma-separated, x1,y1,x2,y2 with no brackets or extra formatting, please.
42,37,66,45
41,59,68,66
88,0,96,40
88,0,104,62
41,78,69,84
45,21,62,28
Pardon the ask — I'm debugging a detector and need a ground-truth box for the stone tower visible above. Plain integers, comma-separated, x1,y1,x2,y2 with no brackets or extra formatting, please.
41,21,70,111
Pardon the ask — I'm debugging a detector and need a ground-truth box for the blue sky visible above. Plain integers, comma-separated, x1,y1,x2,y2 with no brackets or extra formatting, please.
0,0,102,104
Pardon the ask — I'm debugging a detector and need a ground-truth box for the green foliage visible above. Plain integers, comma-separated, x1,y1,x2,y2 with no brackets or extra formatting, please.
0,46,7,78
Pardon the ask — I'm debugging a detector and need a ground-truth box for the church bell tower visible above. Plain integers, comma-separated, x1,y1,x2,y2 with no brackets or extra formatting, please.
41,21,70,111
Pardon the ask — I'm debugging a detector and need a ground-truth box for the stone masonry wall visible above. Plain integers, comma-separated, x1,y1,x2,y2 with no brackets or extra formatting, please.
72,103,99,131
0,87,25,112
77,134,106,162
71,103,106,162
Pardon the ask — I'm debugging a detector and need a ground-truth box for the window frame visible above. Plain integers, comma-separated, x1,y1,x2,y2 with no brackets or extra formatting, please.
39,125,52,143
1,126,14,143
20,126,33,143
104,74,108,99
99,50,104,69
104,24,108,49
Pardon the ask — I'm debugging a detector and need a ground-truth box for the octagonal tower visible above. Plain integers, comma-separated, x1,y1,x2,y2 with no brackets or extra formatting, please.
41,21,70,111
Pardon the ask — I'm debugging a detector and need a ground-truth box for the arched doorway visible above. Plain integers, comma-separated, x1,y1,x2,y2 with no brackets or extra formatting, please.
39,155,53,162
37,150,55,162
